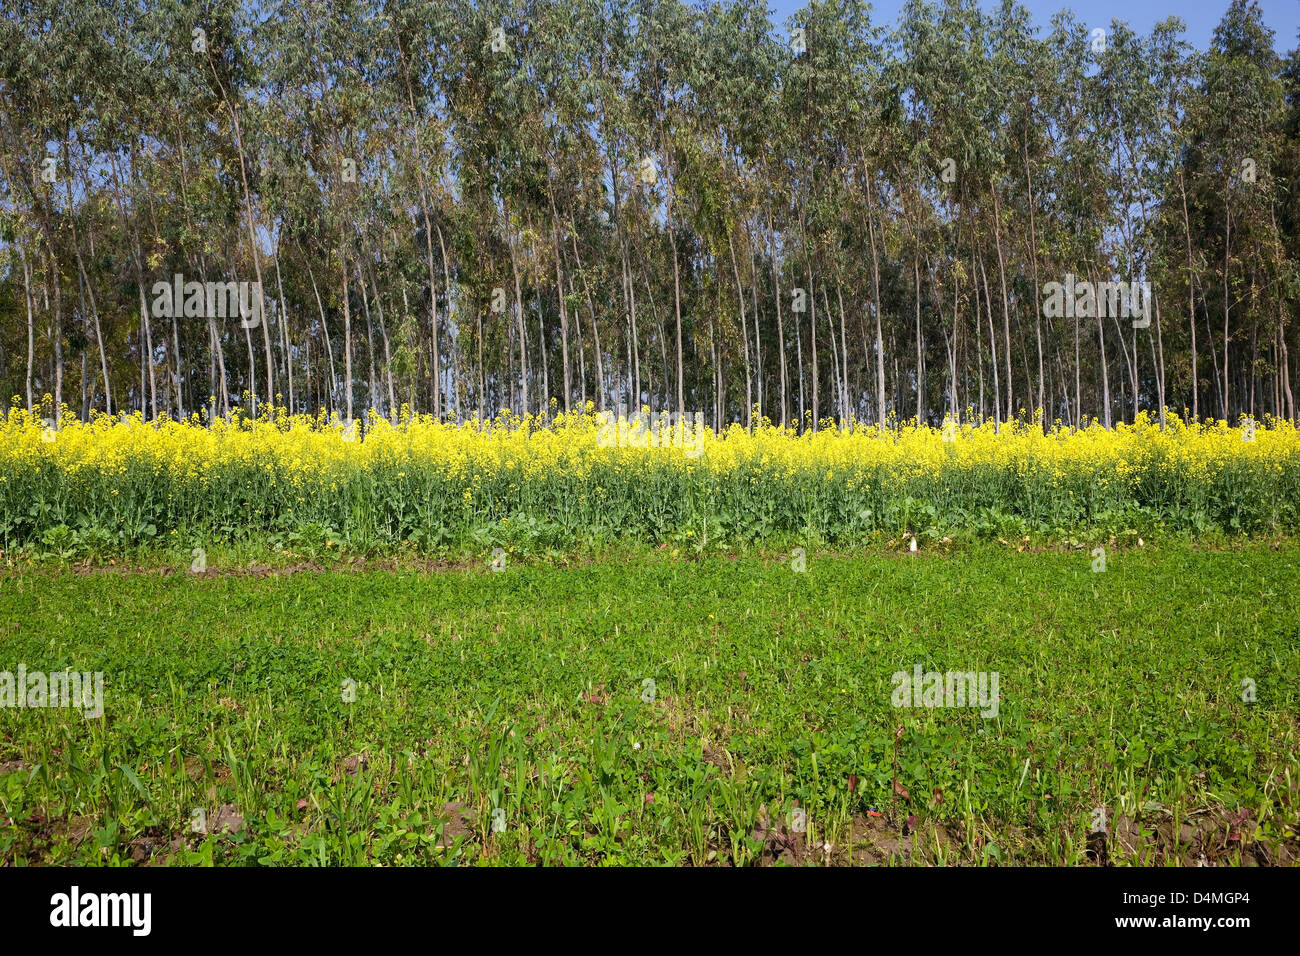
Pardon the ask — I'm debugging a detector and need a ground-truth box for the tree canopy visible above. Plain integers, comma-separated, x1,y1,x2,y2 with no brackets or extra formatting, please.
1,0,1298,430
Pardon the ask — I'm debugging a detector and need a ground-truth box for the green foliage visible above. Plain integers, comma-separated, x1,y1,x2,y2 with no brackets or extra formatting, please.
1,542,1297,865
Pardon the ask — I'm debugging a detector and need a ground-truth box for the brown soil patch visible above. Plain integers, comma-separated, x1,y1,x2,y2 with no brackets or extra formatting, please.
434,801,476,848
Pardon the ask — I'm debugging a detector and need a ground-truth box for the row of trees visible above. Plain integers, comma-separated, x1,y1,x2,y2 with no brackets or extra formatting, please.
2,0,1298,429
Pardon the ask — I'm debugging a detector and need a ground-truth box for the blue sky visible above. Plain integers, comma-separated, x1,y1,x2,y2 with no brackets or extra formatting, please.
764,0,1300,52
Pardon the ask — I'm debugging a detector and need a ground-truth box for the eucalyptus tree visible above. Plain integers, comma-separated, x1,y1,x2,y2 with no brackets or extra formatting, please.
382,0,460,418
1180,0,1285,420
626,0,700,419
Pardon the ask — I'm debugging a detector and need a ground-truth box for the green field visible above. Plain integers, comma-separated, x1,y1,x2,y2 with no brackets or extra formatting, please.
1,541,1297,866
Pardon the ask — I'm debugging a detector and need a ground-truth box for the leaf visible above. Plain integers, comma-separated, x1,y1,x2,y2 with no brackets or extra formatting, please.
117,764,151,804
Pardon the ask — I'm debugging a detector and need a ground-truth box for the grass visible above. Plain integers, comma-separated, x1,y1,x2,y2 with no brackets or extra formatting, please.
1,539,1297,866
